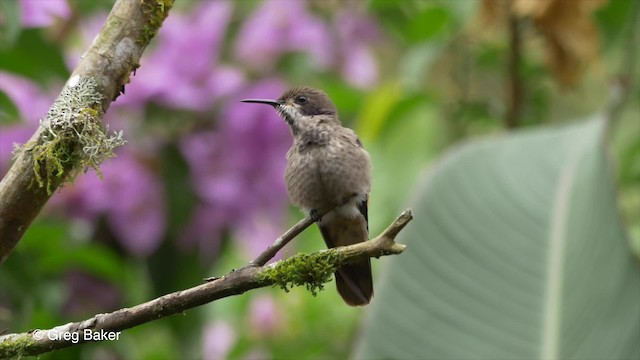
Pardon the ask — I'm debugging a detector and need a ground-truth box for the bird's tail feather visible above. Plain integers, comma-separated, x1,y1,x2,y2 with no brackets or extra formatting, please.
319,214,373,306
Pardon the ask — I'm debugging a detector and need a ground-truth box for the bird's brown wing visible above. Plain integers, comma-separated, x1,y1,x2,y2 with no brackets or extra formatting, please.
319,196,373,306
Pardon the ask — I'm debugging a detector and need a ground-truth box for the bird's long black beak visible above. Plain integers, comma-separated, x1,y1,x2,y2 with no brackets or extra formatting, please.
240,99,282,107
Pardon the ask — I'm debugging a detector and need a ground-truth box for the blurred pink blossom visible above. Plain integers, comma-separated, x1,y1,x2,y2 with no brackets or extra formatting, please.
335,9,381,88
180,79,290,258
234,1,381,88
19,0,71,28
341,44,378,88
0,72,57,175
234,213,287,261
203,320,236,360
1,0,386,262
249,295,283,337
57,150,166,257
0,72,55,125
234,0,333,71
117,1,243,111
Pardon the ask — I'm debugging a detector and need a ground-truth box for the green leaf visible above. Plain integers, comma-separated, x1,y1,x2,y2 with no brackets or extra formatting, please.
399,42,444,90
17,221,127,283
0,0,21,48
356,82,402,142
355,117,640,359
162,144,197,238
38,245,127,283
366,100,446,234
596,0,638,50
0,29,69,84
319,79,364,118
0,89,21,124
403,6,452,43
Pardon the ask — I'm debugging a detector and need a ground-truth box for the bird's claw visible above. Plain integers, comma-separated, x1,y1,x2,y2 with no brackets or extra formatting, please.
310,209,321,222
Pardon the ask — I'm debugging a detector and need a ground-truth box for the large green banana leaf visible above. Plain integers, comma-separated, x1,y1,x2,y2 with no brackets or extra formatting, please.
355,117,640,360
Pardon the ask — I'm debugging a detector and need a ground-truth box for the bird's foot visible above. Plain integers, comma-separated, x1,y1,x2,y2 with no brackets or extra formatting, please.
310,209,322,222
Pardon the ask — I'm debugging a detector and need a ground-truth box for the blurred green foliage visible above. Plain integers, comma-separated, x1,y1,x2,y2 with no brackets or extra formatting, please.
357,117,640,359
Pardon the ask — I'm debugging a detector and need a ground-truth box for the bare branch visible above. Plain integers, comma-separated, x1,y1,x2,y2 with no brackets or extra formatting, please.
245,211,322,268
0,210,412,358
0,0,174,264
244,194,386,269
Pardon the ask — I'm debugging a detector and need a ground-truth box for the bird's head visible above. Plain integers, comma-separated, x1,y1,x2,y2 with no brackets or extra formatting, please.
242,87,339,132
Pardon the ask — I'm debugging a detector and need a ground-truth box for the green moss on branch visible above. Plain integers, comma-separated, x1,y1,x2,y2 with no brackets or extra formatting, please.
259,250,345,296
138,0,174,45
0,334,36,359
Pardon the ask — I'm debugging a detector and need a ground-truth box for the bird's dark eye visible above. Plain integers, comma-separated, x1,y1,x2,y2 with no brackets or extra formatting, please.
295,96,307,104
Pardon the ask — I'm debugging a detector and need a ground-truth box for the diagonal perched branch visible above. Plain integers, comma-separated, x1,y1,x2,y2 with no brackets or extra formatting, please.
0,0,174,265
0,209,412,358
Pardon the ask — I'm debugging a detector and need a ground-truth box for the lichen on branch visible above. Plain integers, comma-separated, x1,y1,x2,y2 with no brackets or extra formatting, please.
13,76,126,194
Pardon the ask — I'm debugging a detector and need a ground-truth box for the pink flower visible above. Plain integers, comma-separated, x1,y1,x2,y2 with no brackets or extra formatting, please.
117,1,242,111
202,321,236,360
249,295,283,337
179,79,290,259
0,72,57,175
19,0,71,28
234,0,332,72
56,150,167,257
335,9,381,88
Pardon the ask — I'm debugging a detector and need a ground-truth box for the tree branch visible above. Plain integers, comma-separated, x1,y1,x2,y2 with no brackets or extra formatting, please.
0,210,412,358
0,0,174,264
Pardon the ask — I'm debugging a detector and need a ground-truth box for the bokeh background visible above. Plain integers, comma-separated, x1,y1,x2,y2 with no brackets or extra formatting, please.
1,0,638,359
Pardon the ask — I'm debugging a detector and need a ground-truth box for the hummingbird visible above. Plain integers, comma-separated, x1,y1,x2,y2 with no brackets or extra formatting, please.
242,87,373,306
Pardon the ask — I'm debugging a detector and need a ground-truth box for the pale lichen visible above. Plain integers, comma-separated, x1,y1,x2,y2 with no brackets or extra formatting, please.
14,76,126,194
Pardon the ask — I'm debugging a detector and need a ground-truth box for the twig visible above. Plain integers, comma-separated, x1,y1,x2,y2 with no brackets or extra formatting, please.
234,195,365,273
248,204,340,268
203,213,320,281
248,214,317,266
505,14,523,129
0,0,173,264
0,210,412,358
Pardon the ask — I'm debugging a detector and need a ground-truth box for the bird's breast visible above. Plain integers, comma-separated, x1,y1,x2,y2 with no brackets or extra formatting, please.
284,150,327,210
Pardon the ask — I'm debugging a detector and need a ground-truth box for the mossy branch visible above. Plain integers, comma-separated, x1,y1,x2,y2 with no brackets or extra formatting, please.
19,77,125,195
0,209,411,358
0,0,173,265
